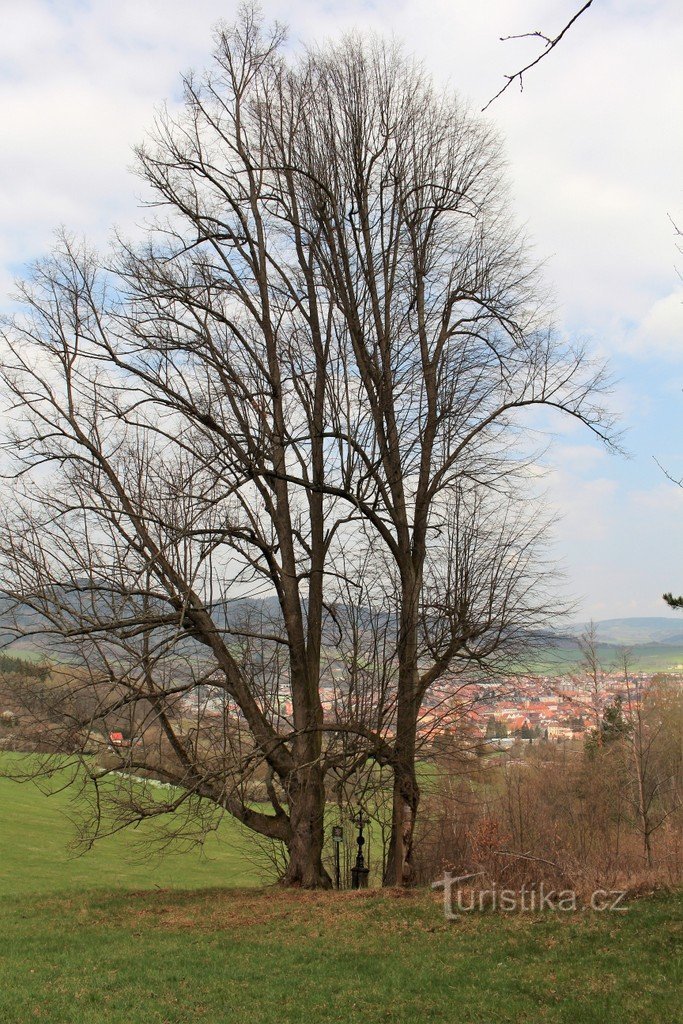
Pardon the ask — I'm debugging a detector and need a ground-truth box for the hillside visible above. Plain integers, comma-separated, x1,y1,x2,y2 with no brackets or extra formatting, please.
1,878,679,1023
6,608,683,675
525,616,683,673
564,617,683,645
0,754,270,896
1,743,681,1023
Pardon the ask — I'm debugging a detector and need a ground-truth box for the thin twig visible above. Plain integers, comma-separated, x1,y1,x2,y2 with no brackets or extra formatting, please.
482,1,595,112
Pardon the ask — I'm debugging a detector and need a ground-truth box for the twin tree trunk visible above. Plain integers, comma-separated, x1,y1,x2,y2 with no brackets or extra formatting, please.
281,616,424,890
282,751,421,889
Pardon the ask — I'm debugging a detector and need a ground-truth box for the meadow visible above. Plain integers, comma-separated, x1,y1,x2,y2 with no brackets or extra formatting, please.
0,758,680,1023
0,756,267,897
524,642,683,674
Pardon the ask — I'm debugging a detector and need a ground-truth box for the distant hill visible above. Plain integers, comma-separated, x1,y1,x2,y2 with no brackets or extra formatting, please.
522,617,683,674
4,593,683,674
563,617,683,646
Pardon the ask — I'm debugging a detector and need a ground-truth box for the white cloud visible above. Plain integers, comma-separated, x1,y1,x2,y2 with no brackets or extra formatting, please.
553,444,609,473
629,290,683,359
632,481,683,513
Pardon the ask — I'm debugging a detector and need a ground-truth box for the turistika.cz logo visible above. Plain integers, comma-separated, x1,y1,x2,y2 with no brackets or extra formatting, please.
431,872,627,918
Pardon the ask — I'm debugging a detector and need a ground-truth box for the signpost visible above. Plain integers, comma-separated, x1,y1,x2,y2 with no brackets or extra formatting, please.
332,825,344,890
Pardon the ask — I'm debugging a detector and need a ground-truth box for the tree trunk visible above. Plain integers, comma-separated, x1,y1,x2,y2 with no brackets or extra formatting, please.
631,713,655,869
384,573,423,887
643,827,653,869
281,766,332,888
383,752,420,886
636,766,654,868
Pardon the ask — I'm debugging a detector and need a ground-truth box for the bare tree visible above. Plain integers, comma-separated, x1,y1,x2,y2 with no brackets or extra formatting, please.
619,652,682,868
0,7,614,887
280,35,614,883
575,621,606,740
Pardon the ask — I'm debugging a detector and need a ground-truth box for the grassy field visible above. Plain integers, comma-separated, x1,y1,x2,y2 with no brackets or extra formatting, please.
0,886,680,1023
0,756,269,896
526,641,683,674
0,759,681,1023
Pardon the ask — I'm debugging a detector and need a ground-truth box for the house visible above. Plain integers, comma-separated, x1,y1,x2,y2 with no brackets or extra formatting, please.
546,723,574,742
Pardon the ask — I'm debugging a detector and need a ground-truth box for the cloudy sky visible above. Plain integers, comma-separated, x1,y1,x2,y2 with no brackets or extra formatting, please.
2,0,683,621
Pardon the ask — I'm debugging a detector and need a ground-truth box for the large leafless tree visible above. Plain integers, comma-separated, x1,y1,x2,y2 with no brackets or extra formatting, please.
0,7,614,887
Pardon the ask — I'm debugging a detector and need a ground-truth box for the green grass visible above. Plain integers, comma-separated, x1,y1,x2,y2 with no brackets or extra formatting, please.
0,755,270,896
525,642,683,674
1,756,681,1023
0,887,680,1023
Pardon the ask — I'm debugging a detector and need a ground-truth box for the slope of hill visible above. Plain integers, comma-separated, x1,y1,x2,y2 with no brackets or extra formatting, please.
530,639,683,674
0,754,269,896
5,599,683,674
564,617,683,645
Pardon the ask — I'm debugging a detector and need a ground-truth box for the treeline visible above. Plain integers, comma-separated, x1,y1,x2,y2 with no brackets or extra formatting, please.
0,654,48,680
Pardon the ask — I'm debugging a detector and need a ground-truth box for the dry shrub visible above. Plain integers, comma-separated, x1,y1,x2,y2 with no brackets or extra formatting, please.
414,737,682,897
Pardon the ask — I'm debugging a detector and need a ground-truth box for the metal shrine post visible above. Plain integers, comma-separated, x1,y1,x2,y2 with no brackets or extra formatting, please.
351,810,370,889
